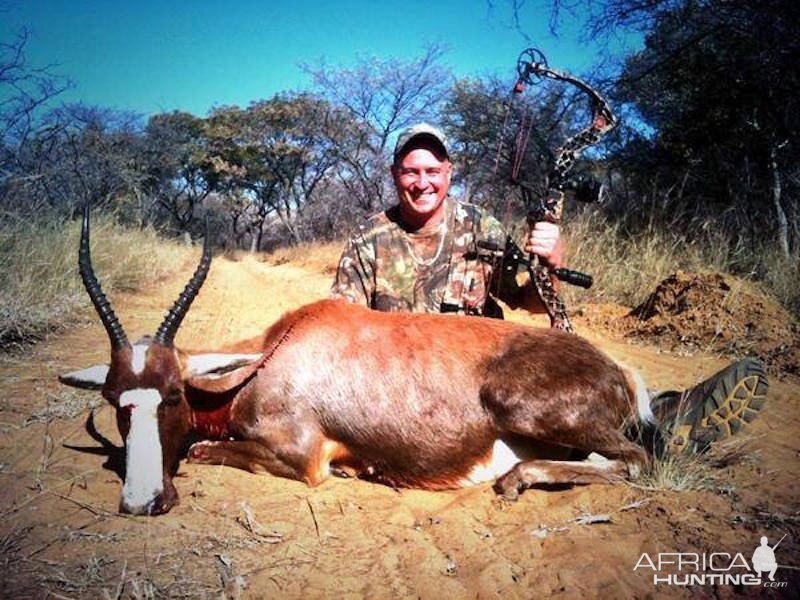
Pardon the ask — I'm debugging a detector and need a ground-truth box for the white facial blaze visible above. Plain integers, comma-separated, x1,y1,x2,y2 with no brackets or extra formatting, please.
131,344,148,375
119,389,163,512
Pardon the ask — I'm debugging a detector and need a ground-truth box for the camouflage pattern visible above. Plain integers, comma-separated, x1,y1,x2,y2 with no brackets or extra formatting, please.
331,197,528,317
529,188,572,330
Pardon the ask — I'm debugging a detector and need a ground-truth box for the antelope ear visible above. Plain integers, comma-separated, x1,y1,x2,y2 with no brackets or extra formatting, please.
186,354,263,393
185,353,263,377
59,365,110,390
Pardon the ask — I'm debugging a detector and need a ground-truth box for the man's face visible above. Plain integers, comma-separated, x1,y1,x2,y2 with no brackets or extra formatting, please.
391,143,451,226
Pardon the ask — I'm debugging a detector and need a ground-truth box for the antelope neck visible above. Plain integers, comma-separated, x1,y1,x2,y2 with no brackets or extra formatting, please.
190,397,234,439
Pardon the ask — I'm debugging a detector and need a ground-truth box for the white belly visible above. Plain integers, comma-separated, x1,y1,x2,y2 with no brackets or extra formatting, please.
460,439,523,486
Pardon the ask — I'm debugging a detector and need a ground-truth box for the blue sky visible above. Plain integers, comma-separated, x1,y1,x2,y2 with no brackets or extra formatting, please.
1,0,641,118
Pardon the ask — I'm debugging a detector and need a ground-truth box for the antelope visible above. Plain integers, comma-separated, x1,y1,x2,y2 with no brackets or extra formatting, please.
60,208,656,516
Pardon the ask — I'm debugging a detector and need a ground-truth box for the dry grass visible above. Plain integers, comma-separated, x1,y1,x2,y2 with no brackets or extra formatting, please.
1,524,33,569
0,211,193,350
262,240,342,275
256,214,798,319
561,210,731,308
39,555,220,599
633,453,721,493
632,434,761,493
23,388,102,427
3,204,794,357
756,246,800,316
559,208,798,314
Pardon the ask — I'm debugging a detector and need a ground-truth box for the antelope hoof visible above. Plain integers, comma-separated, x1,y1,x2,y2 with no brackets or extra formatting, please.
188,441,214,463
493,471,522,501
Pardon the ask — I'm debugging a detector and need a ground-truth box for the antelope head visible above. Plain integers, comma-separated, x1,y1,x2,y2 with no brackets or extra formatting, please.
59,207,259,515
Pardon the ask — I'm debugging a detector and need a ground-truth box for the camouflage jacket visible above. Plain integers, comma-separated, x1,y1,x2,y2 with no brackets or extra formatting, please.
330,197,532,317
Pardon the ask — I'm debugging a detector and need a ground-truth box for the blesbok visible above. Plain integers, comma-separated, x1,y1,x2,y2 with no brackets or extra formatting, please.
60,208,656,516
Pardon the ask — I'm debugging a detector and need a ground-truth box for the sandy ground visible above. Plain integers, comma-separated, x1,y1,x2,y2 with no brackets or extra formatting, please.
1,253,798,599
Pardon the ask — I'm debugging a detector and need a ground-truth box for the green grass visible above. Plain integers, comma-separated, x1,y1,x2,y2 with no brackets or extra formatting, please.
0,211,192,350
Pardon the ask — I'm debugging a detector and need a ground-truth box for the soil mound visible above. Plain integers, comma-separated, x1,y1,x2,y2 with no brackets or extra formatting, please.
624,271,798,375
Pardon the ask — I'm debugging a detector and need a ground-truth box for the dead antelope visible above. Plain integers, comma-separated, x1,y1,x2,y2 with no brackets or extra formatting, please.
60,208,656,516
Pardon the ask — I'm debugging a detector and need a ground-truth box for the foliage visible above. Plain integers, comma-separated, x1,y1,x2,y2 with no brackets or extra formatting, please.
6,103,146,217
441,73,599,215
1,16,797,313
144,111,214,231
205,93,353,246
303,46,451,211
605,1,800,255
0,29,70,149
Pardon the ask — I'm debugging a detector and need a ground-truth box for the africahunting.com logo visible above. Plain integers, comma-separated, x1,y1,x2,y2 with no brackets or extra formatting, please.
633,535,789,588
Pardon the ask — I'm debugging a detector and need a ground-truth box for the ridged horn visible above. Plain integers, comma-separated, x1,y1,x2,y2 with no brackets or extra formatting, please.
79,204,129,349
153,220,211,347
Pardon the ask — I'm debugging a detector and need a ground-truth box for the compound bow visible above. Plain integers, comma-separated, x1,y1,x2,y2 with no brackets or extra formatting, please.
501,47,617,332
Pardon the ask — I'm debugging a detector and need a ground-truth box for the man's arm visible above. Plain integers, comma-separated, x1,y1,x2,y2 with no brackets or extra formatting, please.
330,234,376,306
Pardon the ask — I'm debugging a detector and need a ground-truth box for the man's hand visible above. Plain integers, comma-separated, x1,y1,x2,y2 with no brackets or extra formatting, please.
524,221,563,269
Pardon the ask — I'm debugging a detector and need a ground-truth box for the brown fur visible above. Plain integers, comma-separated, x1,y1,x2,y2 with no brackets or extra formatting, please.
184,301,646,492
76,299,649,514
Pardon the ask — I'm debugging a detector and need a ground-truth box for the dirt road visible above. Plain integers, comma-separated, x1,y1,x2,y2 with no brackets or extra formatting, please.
1,254,798,598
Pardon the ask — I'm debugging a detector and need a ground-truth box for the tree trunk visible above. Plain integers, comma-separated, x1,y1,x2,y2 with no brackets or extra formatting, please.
769,143,789,258
254,219,266,253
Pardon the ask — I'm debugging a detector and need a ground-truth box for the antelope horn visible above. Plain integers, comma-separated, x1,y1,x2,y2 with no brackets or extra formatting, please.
153,220,211,347
79,204,129,349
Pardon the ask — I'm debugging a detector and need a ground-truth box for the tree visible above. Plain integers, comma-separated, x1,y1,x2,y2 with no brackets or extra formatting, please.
609,0,800,254
0,29,70,147
443,71,605,222
205,94,346,248
6,103,146,217
0,29,70,205
304,47,452,211
144,111,215,231
441,78,510,206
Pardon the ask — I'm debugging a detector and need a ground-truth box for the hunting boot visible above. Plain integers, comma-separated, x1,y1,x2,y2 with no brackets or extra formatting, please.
649,358,768,455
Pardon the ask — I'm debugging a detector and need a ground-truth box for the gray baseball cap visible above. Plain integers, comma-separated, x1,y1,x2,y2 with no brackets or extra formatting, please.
393,123,449,161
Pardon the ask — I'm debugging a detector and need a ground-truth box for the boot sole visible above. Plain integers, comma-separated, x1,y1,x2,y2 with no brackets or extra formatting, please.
698,359,768,438
667,359,768,454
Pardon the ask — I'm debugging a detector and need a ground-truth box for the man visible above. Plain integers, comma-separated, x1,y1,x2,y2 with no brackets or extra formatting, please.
331,123,768,454
330,123,557,318
752,536,780,582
